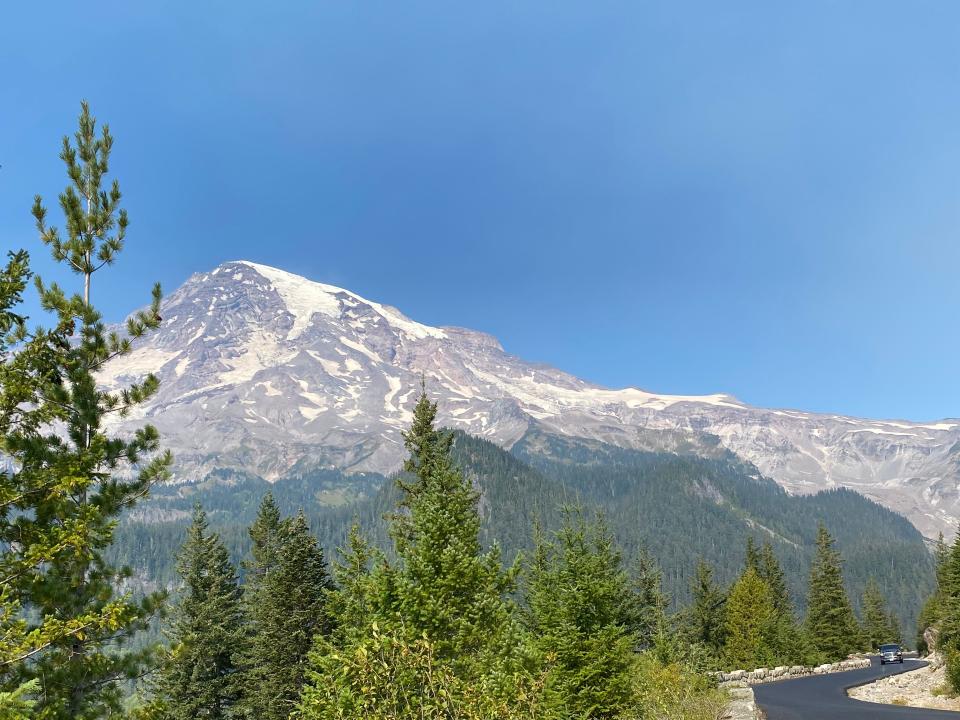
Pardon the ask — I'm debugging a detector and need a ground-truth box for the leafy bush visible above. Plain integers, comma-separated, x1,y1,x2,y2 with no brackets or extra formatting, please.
945,647,960,695
297,624,545,720
631,655,727,720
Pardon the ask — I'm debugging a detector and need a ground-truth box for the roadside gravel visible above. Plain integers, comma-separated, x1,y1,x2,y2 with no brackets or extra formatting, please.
848,655,960,711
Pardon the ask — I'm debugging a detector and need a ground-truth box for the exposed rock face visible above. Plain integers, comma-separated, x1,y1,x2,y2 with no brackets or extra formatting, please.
101,260,960,537
925,626,940,653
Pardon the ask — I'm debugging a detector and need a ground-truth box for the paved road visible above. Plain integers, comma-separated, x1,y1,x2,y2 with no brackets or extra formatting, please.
753,657,960,719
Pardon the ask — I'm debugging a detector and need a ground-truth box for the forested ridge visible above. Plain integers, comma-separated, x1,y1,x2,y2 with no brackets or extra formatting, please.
111,428,934,636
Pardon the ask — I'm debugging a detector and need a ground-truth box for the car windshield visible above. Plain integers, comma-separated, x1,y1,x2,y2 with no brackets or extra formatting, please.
880,645,900,652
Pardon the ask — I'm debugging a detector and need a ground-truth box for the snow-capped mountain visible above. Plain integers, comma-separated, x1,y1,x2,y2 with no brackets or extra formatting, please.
100,261,960,538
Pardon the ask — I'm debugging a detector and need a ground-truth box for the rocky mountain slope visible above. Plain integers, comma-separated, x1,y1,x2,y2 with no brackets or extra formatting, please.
100,260,960,538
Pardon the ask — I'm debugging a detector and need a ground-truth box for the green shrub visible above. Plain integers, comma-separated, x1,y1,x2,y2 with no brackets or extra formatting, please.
945,647,960,695
630,655,727,720
297,624,545,720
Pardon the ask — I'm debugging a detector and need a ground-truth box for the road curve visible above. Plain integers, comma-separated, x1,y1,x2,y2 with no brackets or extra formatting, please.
753,657,960,719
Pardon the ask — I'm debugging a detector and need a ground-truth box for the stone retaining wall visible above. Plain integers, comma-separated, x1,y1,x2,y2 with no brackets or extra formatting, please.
713,657,871,687
721,686,760,720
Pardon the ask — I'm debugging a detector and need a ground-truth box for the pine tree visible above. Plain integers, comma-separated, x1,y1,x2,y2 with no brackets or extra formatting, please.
524,509,639,718
242,512,332,720
390,389,516,664
0,253,95,712
936,532,960,651
861,577,894,650
936,532,950,591
751,541,811,663
723,567,775,670
244,492,283,585
756,542,791,619
298,390,521,719
887,610,903,645
686,560,726,655
805,525,860,661
630,546,668,649
236,492,282,713
323,522,388,645
3,102,170,719
744,537,761,574
917,532,951,653
153,507,244,720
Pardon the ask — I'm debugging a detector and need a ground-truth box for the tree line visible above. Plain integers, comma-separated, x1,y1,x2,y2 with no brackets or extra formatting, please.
138,391,730,719
686,531,901,673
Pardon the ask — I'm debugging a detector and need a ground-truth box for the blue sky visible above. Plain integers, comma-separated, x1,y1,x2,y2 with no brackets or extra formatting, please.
2,1,959,421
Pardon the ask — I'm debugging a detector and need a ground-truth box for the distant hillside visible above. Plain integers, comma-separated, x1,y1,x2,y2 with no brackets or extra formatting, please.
111,430,934,636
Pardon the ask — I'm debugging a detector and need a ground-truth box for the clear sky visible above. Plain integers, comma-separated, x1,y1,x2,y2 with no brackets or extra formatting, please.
2,1,958,422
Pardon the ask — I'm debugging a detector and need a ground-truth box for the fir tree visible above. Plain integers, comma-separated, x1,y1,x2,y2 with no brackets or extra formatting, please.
524,509,639,718
390,389,516,664
236,492,282,713
805,525,860,661
936,531,960,651
936,532,950,591
0,253,99,711
323,522,387,645
630,546,668,649
887,610,903,645
244,492,283,585
756,542,791,619
861,577,894,650
686,560,726,655
298,389,520,718
4,102,170,719
744,537,761,574
723,567,775,670
153,507,244,720
752,541,810,663
242,512,332,720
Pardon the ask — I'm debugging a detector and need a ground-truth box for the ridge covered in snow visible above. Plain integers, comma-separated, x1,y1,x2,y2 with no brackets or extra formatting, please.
100,260,960,539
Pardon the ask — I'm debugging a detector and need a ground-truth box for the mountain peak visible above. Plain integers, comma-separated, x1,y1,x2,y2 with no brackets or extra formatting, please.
100,260,960,539
214,260,448,342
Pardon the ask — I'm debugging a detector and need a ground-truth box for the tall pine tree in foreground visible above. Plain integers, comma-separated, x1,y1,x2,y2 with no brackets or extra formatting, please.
0,252,73,720
524,510,641,718
390,387,517,665
298,389,527,720
153,507,244,720
805,525,860,661
242,511,332,720
4,102,169,719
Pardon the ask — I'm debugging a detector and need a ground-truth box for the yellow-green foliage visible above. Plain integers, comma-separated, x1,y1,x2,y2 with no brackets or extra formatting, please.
723,567,775,669
297,624,546,720
297,625,727,720
630,656,727,720
0,680,37,720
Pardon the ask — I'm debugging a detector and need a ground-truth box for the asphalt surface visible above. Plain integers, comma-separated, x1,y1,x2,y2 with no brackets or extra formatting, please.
753,656,960,719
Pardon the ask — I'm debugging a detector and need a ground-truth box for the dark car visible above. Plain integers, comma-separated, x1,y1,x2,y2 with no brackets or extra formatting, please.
879,643,903,664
